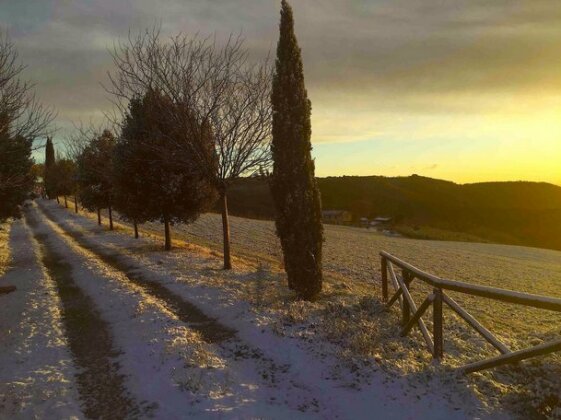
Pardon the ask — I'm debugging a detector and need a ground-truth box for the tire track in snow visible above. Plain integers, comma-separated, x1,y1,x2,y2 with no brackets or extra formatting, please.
25,208,139,419
37,200,330,417
0,219,83,418
28,203,251,418
39,204,236,344
42,201,509,419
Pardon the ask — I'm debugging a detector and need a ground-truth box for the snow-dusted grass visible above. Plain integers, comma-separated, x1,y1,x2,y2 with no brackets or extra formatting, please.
41,199,493,419
53,200,561,417
0,219,82,418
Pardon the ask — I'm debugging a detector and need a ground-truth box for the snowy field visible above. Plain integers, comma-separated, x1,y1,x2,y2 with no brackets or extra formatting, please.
142,212,561,341
95,204,561,417
136,212,561,296
140,211,561,418
1,199,560,418
0,200,490,419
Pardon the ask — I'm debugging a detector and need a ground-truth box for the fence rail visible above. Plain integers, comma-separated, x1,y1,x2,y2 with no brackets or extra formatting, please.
380,250,561,373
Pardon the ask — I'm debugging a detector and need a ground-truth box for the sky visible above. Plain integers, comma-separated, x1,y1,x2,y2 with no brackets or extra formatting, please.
1,0,560,185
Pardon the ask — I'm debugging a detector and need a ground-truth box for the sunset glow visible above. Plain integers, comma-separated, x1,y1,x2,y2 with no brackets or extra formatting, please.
2,0,560,185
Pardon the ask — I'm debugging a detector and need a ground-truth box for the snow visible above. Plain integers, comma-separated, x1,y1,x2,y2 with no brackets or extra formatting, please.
9,197,556,417
0,218,82,419
137,210,561,299
20,198,503,419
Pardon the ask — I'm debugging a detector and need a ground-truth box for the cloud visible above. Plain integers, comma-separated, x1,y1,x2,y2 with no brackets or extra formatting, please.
1,0,559,143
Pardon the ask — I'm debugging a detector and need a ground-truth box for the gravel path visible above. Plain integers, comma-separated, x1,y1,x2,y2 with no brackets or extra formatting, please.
34,201,343,418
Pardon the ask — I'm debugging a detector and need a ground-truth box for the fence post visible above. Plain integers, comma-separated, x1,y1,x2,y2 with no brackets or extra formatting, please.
433,287,444,359
381,257,388,302
401,270,411,326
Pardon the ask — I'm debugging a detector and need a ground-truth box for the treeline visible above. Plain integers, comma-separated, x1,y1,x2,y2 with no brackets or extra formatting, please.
42,1,323,299
44,32,271,259
225,175,561,251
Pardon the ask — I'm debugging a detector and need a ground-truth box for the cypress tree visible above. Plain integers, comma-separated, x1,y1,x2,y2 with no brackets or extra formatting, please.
45,137,55,168
44,136,55,198
270,0,324,300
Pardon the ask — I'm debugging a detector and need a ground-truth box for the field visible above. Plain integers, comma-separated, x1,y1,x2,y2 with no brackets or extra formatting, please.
52,204,561,417
4,200,496,419
157,212,561,298
143,212,561,417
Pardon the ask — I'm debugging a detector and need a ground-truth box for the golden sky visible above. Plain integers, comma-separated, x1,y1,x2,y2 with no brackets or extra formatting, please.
3,0,560,184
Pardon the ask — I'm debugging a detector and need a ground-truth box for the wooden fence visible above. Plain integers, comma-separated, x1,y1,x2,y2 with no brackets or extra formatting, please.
380,251,561,373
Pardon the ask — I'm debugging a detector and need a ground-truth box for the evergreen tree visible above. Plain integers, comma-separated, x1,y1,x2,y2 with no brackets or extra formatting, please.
113,91,216,250
0,123,34,221
50,158,77,208
113,97,150,239
30,163,45,197
107,28,272,269
77,130,117,229
270,0,324,300
44,136,56,198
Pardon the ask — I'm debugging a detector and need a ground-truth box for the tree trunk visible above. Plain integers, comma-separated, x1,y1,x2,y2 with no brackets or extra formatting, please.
56,196,59,204
220,191,232,269
64,196,68,208
164,216,171,251
133,220,139,239
74,196,78,213
97,208,101,225
108,205,114,230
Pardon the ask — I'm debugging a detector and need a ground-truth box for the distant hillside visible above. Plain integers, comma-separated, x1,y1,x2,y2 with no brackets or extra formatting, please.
225,175,561,251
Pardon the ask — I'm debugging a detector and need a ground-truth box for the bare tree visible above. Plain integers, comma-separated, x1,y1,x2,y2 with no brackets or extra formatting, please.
107,27,272,269
1,32,54,219
63,120,119,213
0,33,55,143
63,122,96,161
61,124,87,212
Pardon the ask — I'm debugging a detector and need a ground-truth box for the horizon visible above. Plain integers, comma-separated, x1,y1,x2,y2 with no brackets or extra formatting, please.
309,173,561,187
4,0,561,186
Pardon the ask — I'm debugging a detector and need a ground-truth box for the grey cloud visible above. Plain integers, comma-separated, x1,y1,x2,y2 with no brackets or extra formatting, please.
1,0,559,134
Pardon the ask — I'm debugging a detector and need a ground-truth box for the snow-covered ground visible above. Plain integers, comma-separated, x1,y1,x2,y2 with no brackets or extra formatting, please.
0,202,498,419
2,199,559,418
149,211,561,297
137,210,561,352
0,217,82,419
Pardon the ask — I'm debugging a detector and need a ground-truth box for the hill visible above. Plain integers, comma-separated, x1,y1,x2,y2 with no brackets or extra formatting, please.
225,175,561,251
